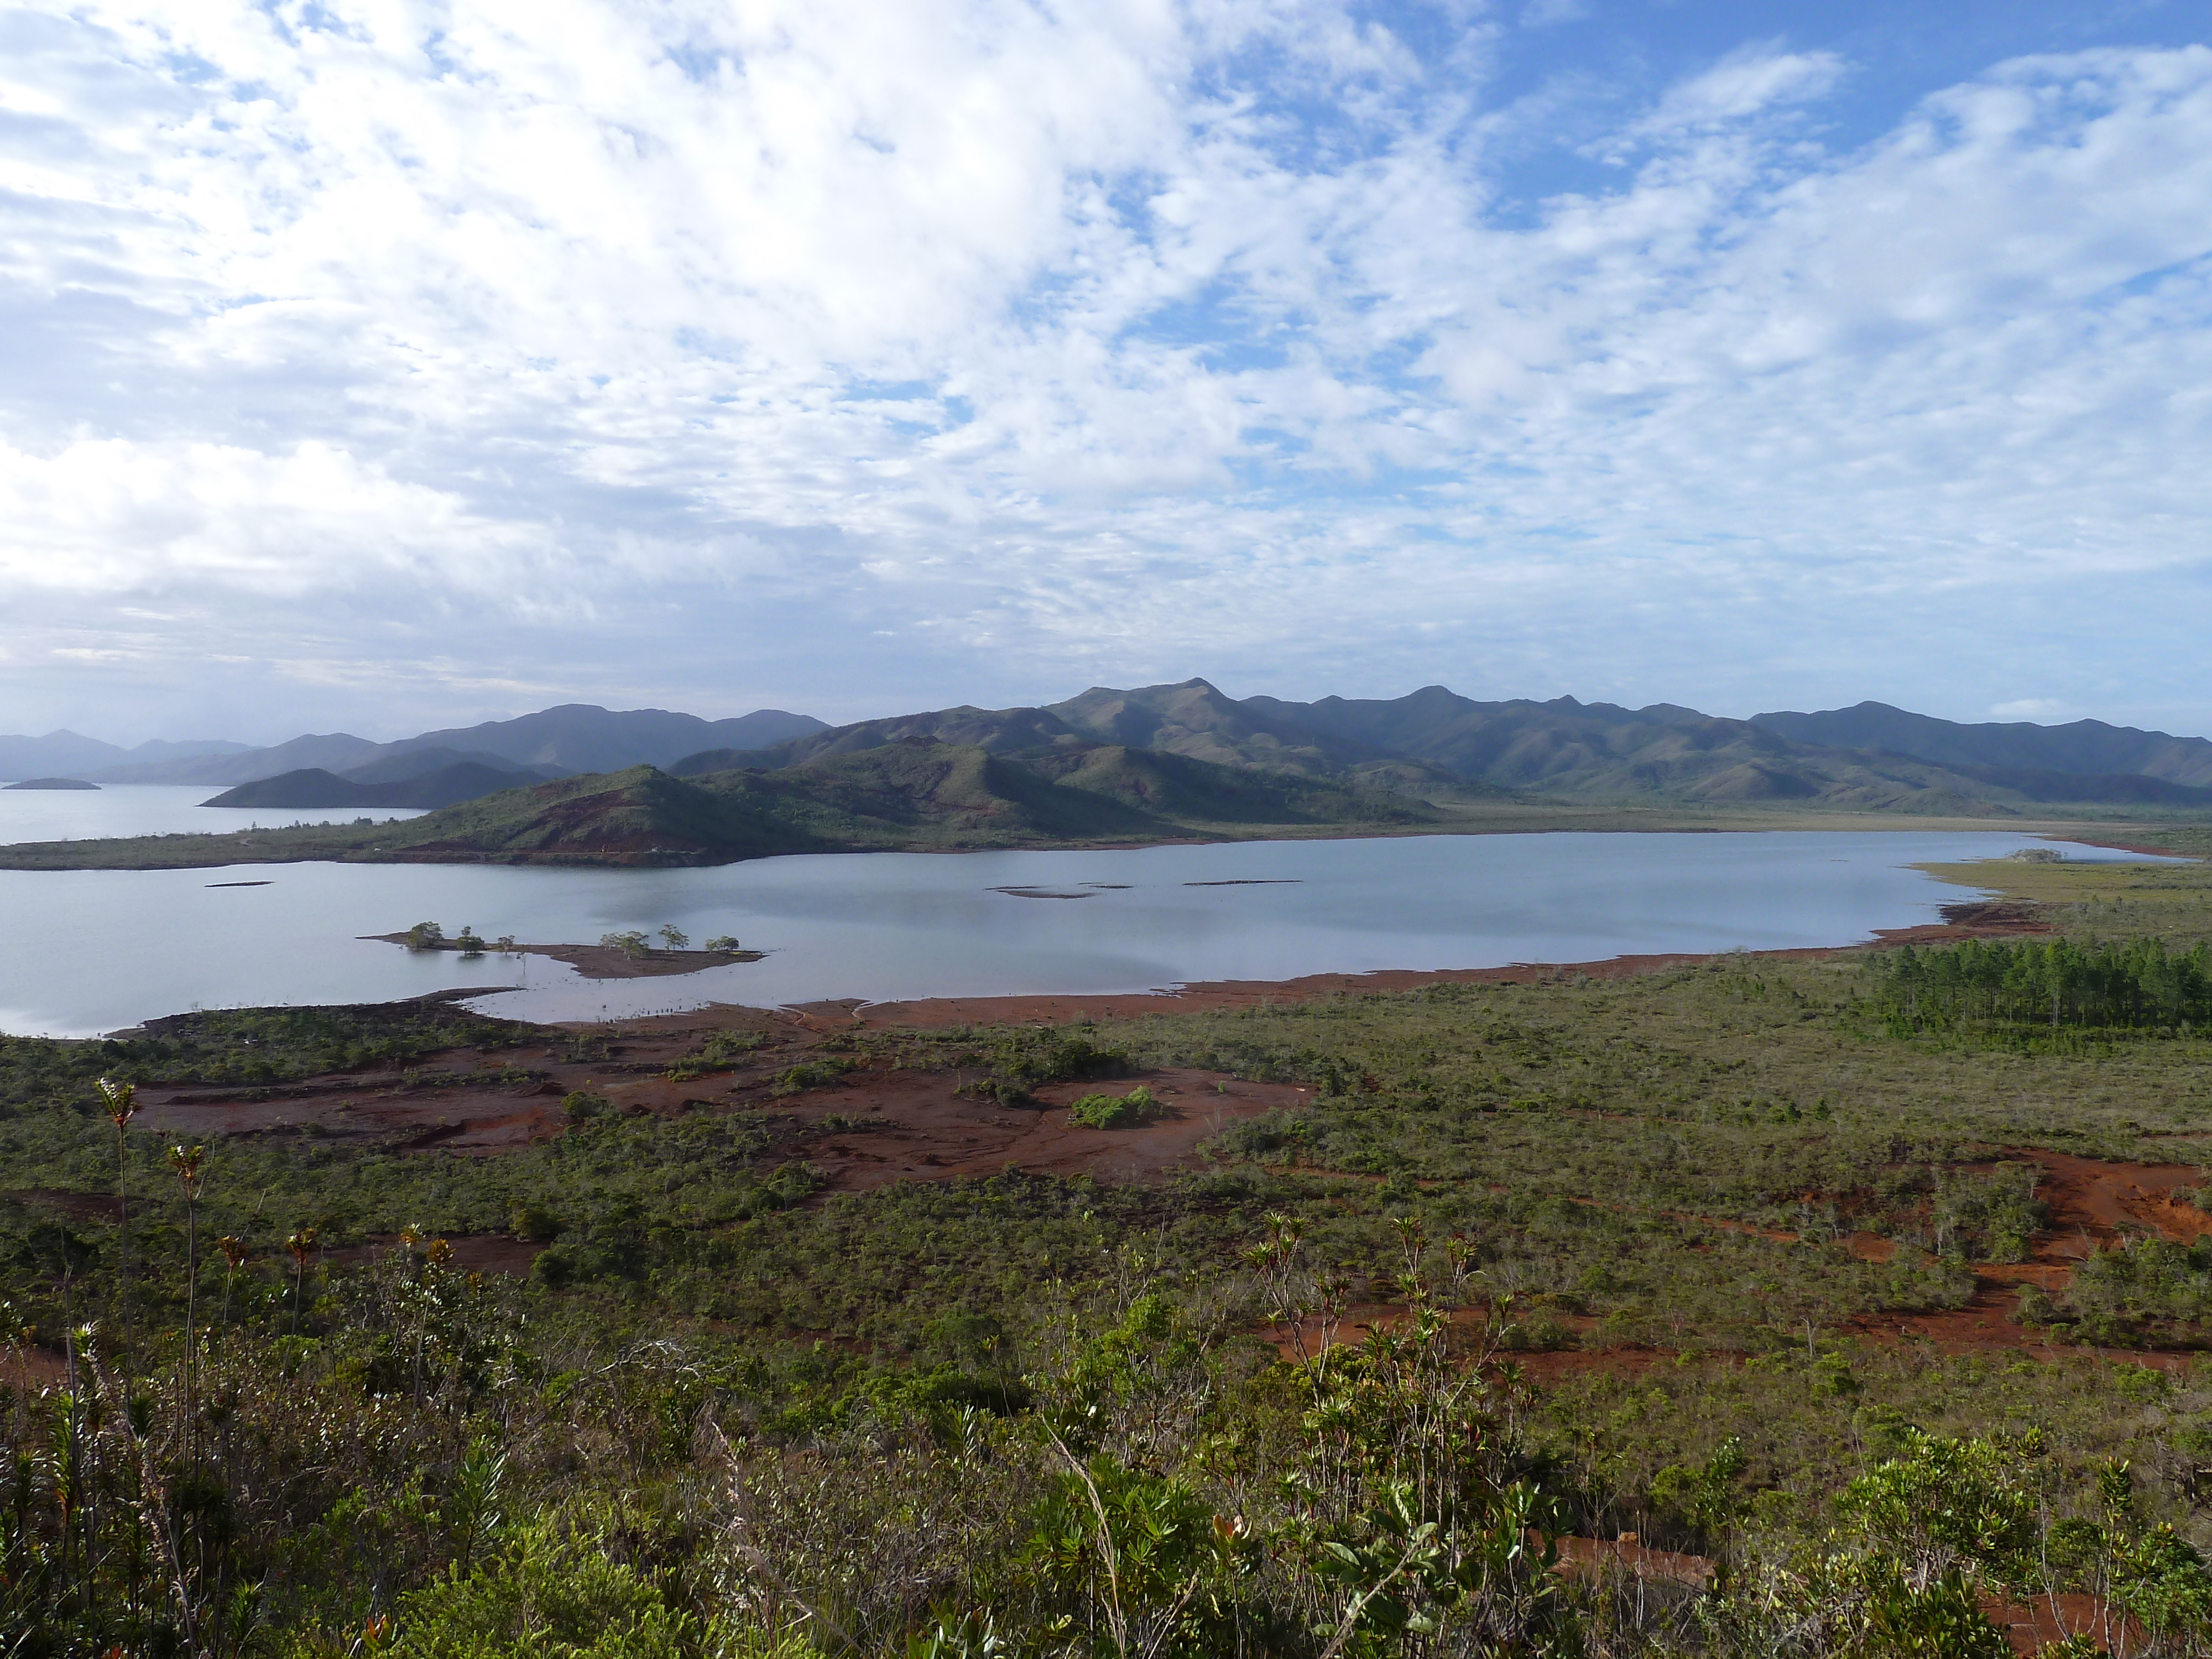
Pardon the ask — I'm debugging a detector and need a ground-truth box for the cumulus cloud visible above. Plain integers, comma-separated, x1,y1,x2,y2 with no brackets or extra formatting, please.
1,2,2210,738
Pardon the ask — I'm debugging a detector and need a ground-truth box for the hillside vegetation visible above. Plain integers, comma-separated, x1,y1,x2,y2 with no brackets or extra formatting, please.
0,741,1441,870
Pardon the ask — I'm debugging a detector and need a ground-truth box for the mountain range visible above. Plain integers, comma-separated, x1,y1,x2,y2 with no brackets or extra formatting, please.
8,684,2212,815
668,681,2212,812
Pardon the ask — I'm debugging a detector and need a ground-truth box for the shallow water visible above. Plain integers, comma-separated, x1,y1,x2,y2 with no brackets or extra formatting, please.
0,784,427,843
0,828,2162,1037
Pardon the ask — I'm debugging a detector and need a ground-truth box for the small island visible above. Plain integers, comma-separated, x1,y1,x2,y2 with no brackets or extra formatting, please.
3,777,99,790
366,920,764,980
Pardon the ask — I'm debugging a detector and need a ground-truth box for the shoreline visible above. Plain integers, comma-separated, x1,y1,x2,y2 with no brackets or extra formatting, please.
633,898,2054,1034
1,805,2199,873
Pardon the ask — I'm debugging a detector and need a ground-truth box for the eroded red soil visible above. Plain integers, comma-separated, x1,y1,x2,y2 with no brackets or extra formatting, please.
1264,1145,2212,1376
788,1069,1302,1192
124,1014,1299,1197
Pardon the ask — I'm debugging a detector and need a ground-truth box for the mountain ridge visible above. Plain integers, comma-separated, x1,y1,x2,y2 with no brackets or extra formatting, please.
19,685,2212,813
667,681,2212,813
1749,701,2212,787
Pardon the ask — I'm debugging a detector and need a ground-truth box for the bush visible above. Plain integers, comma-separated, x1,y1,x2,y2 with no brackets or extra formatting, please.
404,921,446,949
770,1058,855,1095
562,1092,611,1121
389,1512,705,1659
511,1203,564,1243
1066,1085,1159,1129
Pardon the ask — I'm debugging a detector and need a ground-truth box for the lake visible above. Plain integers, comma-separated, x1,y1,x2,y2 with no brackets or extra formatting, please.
0,784,428,842
0,828,2162,1037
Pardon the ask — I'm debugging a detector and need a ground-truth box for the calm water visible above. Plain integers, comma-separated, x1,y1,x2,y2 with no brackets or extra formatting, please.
0,784,427,841
0,830,2164,1037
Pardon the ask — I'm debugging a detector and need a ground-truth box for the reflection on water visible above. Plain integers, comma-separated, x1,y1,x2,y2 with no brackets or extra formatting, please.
0,830,2164,1037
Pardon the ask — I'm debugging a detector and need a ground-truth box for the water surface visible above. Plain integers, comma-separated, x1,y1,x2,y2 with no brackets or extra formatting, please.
0,829,2159,1037
0,784,427,843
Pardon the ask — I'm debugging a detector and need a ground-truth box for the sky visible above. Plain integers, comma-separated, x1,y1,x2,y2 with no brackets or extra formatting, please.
3,0,2211,745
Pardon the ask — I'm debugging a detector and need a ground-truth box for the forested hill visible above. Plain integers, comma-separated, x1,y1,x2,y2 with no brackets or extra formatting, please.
0,740,1442,870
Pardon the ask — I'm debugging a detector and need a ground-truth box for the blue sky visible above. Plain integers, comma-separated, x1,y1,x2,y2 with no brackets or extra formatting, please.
3,0,2211,743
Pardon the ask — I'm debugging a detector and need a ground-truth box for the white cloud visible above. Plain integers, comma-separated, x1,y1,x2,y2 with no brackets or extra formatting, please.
1625,45,1845,138
1,5,2210,738
1990,699,2068,721
1520,0,1588,28
0,436,545,596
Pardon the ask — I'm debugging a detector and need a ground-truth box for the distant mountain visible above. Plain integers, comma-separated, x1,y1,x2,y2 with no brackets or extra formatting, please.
1750,701,2212,787
676,680,1481,797
90,705,830,786
0,731,248,782
674,680,2212,814
376,704,830,773
4,778,100,791
93,733,386,786
129,738,256,763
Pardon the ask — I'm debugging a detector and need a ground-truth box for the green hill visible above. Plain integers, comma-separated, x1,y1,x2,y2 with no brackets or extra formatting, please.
0,740,1444,871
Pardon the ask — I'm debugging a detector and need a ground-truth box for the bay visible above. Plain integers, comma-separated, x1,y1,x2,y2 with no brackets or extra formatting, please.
0,828,2162,1037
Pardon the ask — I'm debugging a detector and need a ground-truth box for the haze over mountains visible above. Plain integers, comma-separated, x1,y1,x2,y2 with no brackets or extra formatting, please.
7,682,2212,815
59,705,832,786
0,732,251,780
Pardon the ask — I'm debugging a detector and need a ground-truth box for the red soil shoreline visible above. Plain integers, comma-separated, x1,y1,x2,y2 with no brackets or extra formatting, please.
776,899,2051,1031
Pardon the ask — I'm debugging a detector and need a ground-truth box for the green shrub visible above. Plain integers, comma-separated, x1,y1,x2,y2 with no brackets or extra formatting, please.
770,1058,855,1095
1066,1085,1158,1129
703,1030,766,1062
389,1512,704,1658
510,1203,563,1243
